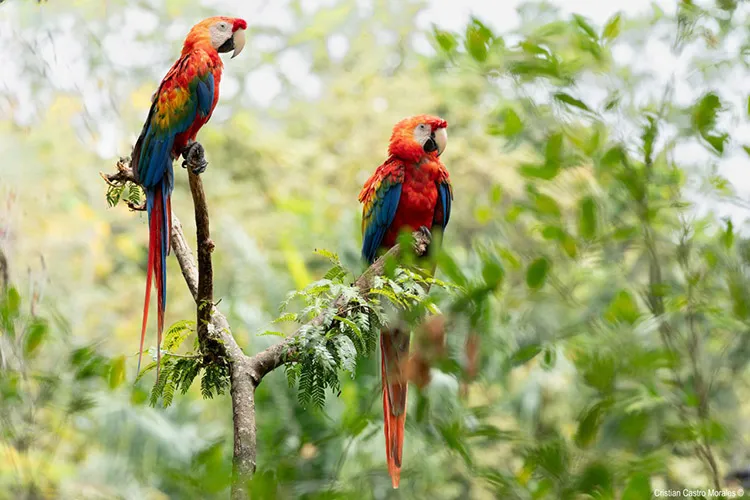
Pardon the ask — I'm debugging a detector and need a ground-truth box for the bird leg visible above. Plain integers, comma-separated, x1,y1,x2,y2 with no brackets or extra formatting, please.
181,140,208,175
127,200,147,212
413,226,432,255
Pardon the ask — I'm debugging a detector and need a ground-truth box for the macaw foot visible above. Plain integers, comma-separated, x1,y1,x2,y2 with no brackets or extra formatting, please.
181,141,208,175
413,226,432,256
127,200,147,212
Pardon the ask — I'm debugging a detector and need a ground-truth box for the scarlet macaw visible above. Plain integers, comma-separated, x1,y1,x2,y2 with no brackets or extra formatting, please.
358,115,452,488
131,16,247,376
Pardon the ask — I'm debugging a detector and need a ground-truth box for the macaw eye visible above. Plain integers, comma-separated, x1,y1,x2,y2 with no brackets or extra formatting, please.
219,22,228,30
419,124,427,130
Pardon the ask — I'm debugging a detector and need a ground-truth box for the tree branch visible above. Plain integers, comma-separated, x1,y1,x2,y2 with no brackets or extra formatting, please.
104,156,431,499
0,248,8,294
183,155,256,499
246,229,432,384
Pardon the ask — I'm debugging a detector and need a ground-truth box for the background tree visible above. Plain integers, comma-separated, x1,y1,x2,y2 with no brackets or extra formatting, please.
1,0,750,498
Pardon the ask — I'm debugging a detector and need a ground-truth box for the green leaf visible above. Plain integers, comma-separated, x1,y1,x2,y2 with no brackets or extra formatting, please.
572,14,598,40
24,318,48,356
600,145,626,167
511,344,542,366
490,184,503,204
605,290,640,324
489,108,524,139
704,133,728,154
664,422,698,443
272,312,298,324
438,251,468,287
465,19,491,62
433,27,458,53
554,92,590,112
438,421,473,466
721,219,734,249
1,287,21,334
691,92,726,154
582,353,616,393
534,194,560,217
622,474,652,500
729,275,749,319
519,163,559,180
575,400,610,448
334,335,357,373
561,235,578,259
109,355,126,389
602,12,622,40
576,461,614,497
526,258,550,289
481,255,505,289
105,184,124,208
162,319,195,351
498,247,521,269
545,132,563,167
541,346,556,370
501,108,523,136
135,361,157,383
126,184,142,206
525,439,568,480
578,196,597,240
259,330,286,337
603,92,621,111
468,425,518,442
542,226,565,241
323,264,347,281
333,315,362,339
641,114,658,163
474,205,492,225
314,248,341,266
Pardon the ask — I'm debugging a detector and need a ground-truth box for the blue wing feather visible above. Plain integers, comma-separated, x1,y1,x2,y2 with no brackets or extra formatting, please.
437,182,452,229
362,183,402,264
196,73,214,118
134,67,214,190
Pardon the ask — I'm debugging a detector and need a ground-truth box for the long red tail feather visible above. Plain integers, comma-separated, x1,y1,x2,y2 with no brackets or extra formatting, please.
137,235,155,374
381,328,410,489
139,188,169,382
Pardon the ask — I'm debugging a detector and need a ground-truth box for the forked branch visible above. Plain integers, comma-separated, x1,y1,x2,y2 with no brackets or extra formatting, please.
103,154,431,499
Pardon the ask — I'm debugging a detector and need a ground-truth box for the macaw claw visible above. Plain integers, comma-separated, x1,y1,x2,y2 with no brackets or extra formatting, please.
181,141,208,175
127,201,147,212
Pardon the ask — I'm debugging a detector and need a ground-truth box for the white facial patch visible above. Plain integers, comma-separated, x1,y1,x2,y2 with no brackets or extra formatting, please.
209,21,232,50
413,123,431,147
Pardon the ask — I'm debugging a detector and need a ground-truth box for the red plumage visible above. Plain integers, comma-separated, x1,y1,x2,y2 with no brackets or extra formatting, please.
359,115,452,488
131,16,246,379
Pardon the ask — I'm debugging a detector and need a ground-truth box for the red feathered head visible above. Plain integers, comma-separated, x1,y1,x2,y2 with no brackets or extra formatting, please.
388,114,448,163
183,16,247,58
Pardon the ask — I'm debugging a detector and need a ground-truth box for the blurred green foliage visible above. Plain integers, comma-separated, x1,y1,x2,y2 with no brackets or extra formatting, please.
2,0,750,498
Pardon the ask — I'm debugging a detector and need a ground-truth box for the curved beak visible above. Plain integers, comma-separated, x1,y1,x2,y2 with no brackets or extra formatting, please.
434,127,447,156
231,29,246,59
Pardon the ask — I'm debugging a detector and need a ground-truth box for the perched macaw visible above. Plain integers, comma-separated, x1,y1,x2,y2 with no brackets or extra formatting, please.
358,115,452,488
131,16,247,376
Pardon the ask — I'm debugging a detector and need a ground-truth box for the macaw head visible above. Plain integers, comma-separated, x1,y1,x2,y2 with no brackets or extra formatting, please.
183,16,248,59
388,114,448,163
